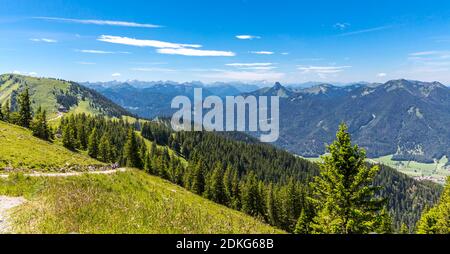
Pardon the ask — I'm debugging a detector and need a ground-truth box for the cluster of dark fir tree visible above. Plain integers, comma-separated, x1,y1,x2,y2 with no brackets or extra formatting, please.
0,87,52,140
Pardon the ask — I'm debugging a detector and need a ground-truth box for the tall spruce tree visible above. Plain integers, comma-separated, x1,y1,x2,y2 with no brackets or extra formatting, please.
309,123,385,234
241,171,261,217
18,87,32,128
417,177,450,234
31,106,51,140
98,133,111,162
87,127,99,158
205,162,226,204
191,159,206,195
2,100,10,122
62,124,75,150
123,129,141,168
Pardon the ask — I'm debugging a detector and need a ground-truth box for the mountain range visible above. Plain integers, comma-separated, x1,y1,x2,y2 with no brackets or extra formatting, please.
82,81,259,118
248,80,450,164
86,79,450,164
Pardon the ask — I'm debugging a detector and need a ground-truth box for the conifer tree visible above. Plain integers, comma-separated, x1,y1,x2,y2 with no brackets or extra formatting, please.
18,87,32,128
223,165,234,206
191,159,206,195
77,124,88,150
123,129,141,168
400,223,410,234
417,177,450,234
1,100,10,122
206,162,226,204
375,208,393,234
31,106,50,140
266,183,277,225
88,127,99,158
241,171,260,217
62,124,75,150
309,123,385,234
143,152,152,173
294,209,311,234
98,133,111,162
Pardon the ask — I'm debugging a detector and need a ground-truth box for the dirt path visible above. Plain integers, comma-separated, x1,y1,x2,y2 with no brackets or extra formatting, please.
0,196,26,234
0,168,127,178
48,111,64,122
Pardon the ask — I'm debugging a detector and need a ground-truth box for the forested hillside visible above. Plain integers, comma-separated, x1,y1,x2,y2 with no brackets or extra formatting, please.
0,74,131,119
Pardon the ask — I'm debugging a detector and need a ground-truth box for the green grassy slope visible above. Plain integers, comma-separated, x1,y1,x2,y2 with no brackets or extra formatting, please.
0,170,283,234
0,74,130,119
0,121,104,171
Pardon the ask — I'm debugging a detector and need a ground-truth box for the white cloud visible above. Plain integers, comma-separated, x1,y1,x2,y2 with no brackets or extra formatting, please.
281,52,289,55
409,51,440,57
98,35,201,49
251,51,274,55
34,17,161,28
11,70,37,76
226,63,275,70
30,38,57,43
226,63,273,67
236,35,261,40
334,22,350,30
240,66,277,70
76,49,129,54
131,67,176,72
156,48,235,57
338,25,392,36
112,73,121,77
200,70,284,81
377,72,387,77
77,49,114,54
98,35,234,57
76,61,96,65
298,66,351,74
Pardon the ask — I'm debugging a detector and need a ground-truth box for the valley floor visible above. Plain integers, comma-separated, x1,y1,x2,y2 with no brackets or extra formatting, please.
300,154,450,185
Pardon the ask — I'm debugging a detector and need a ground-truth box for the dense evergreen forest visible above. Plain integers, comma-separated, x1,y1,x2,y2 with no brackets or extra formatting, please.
0,87,445,233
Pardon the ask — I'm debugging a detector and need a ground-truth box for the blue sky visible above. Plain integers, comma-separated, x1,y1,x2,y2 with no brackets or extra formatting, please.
1,0,450,84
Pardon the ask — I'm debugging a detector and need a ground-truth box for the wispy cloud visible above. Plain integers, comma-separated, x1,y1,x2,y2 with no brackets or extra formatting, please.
98,35,201,48
131,67,176,72
297,65,351,73
334,22,350,30
377,72,387,77
157,48,235,56
98,35,235,57
76,49,130,54
226,63,273,67
281,52,289,55
337,25,392,36
236,35,261,40
226,63,276,70
12,70,37,76
251,51,274,55
200,70,284,81
30,38,57,43
34,17,161,28
112,73,121,77
76,61,96,65
409,51,442,57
